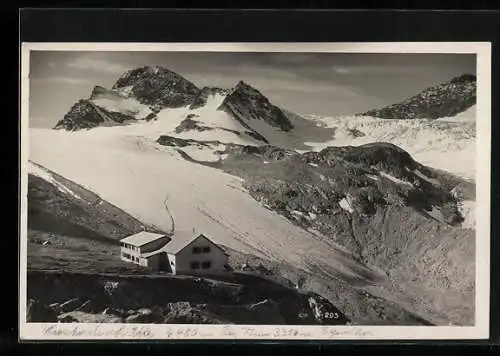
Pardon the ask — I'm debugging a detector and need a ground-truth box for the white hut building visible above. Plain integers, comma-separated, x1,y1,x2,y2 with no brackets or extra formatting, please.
120,231,229,275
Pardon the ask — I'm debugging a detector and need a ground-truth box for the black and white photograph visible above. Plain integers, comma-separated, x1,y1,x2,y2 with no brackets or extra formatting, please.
19,43,491,340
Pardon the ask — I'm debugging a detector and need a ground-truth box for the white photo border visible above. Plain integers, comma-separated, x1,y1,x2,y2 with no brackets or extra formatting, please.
19,42,491,341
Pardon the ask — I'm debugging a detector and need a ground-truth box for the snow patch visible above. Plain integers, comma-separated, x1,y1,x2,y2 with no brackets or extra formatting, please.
412,169,441,186
379,171,414,188
178,146,221,163
458,200,476,229
28,161,81,200
437,105,476,123
156,93,265,146
91,97,153,120
339,198,354,214
115,85,134,98
365,174,379,181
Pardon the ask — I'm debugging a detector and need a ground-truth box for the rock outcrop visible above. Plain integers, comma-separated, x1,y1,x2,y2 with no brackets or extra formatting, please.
362,74,476,119
218,81,293,131
112,65,200,109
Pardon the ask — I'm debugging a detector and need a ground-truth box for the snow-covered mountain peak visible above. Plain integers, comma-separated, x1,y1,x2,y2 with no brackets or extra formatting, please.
52,66,298,150
111,65,201,110
218,80,293,132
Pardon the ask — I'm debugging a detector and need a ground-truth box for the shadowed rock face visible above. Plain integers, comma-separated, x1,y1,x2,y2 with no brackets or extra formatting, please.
362,74,476,119
189,87,230,110
218,81,293,131
112,65,201,109
53,99,138,131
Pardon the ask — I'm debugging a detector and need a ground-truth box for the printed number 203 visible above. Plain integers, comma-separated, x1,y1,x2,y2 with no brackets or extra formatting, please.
324,312,340,319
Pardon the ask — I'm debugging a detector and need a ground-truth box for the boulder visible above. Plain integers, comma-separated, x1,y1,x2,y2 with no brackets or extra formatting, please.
57,314,79,323
246,299,286,324
60,311,124,323
137,308,152,315
125,312,162,324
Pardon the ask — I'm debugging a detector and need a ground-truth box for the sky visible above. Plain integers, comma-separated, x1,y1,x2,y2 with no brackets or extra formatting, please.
28,51,476,128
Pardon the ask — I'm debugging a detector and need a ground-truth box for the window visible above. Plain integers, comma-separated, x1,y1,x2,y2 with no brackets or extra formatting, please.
201,261,211,269
170,261,174,266
202,247,210,253
190,262,200,270
122,253,132,260
192,247,201,254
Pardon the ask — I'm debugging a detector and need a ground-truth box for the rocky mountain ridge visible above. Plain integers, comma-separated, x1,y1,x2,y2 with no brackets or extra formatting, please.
53,66,292,135
361,74,476,119
112,65,201,110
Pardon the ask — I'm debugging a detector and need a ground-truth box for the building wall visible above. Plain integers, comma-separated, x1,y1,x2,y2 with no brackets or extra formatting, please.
120,244,141,264
175,235,228,275
120,235,170,267
144,253,162,270
167,254,176,274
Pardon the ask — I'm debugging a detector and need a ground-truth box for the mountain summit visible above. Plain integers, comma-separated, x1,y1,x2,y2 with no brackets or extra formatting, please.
54,67,293,138
218,81,293,132
112,65,201,109
361,74,476,119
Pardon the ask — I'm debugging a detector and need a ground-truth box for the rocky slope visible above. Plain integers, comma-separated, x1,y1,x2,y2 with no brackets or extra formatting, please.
189,86,230,110
361,74,476,120
27,270,348,325
28,161,164,242
112,66,201,110
155,138,475,325
158,139,473,260
218,81,293,132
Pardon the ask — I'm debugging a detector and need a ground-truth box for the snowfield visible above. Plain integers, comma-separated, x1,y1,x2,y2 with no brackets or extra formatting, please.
302,111,476,181
29,126,379,284
91,97,154,121
27,96,477,281
437,105,476,122
159,93,265,146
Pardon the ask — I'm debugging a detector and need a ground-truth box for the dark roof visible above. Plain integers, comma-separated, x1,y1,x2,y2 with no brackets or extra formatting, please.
140,231,227,257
